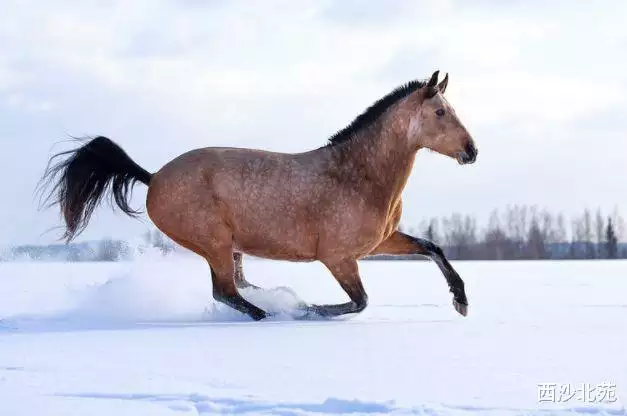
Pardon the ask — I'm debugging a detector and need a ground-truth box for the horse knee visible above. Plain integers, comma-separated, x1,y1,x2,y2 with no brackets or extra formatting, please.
430,244,445,258
416,238,443,256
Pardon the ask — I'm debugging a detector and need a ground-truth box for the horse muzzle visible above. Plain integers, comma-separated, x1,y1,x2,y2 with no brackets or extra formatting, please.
457,142,478,165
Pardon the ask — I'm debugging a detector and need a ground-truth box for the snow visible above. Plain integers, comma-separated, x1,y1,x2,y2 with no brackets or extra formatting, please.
1,255,626,415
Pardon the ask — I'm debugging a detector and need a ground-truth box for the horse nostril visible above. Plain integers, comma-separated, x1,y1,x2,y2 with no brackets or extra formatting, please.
464,142,477,162
464,142,475,157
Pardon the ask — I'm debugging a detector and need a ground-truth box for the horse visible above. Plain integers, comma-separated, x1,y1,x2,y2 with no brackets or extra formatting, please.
39,70,478,321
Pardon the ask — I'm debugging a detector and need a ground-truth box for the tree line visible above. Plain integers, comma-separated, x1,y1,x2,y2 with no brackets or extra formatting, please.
392,205,625,260
1,230,176,262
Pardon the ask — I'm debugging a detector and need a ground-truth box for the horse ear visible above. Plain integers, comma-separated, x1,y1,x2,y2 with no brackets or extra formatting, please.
426,70,439,99
438,73,449,94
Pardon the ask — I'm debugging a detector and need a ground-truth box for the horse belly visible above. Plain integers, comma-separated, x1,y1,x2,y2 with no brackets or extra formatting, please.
230,207,318,261
232,226,318,261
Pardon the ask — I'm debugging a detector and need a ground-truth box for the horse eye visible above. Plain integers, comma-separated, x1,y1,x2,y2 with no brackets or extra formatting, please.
435,109,445,117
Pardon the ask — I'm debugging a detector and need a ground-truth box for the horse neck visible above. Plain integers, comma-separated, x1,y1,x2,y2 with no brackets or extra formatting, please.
328,123,417,202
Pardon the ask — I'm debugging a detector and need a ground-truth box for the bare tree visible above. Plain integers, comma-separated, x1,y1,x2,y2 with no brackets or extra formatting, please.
570,216,585,259
482,209,508,260
442,213,461,259
555,213,567,243
611,206,625,242
582,209,593,259
504,205,525,259
505,205,517,242
425,218,439,243
540,210,555,243
594,209,605,258
606,217,618,259
526,208,548,259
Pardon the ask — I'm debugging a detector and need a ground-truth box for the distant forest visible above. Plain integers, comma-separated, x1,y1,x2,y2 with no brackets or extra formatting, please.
2,205,625,262
2,230,177,262
391,205,626,261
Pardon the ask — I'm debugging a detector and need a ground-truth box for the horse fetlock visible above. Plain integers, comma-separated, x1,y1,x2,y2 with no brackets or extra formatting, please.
212,288,228,302
354,296,369,312
449,285,468,304
212,290,267,321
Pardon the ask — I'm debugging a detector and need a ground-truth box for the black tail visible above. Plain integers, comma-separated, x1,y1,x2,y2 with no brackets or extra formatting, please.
38,136,152,242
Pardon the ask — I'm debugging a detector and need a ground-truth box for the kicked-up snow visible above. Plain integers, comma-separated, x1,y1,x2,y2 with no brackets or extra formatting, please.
0,254,625,415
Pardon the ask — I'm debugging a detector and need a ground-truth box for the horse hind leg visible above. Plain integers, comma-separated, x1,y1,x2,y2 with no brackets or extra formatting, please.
233,252,262,290
209,262,267,321
165,234,267,321
233,252,301,300
209,247,267,321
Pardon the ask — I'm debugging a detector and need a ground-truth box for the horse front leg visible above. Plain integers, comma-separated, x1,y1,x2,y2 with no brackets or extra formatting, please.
301,259,368,318
370,230,468,316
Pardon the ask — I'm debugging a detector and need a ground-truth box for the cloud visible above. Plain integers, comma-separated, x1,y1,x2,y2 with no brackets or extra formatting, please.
0,0,626,245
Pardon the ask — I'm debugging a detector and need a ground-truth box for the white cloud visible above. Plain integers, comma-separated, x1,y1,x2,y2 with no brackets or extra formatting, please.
0,0,626,244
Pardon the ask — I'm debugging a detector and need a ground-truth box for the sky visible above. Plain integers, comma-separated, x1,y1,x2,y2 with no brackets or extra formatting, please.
1,0,626,245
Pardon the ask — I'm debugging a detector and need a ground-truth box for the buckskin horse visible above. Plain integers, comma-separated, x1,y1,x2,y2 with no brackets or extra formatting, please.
39,70,478,321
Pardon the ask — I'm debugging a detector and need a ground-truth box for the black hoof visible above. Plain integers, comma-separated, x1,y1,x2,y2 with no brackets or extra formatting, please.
294,305,329,320
449,284,468,315
251,310,268,321
452,299,468,317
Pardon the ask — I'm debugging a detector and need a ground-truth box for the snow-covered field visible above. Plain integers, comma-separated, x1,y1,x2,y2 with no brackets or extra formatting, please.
0,255,625,415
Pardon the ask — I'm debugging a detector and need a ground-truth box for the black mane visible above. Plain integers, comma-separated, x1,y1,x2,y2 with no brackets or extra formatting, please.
327,80,425,146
